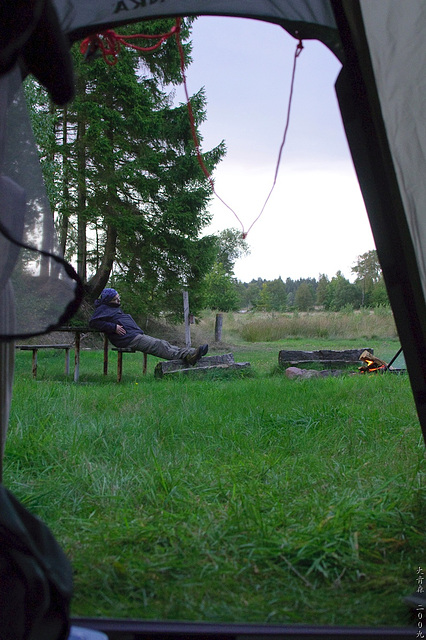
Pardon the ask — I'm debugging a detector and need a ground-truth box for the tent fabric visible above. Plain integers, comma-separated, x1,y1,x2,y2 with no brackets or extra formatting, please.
360,0,426,301
331,0,426,443
0,0,72,492
54,0,337,28
0,0,74,105
0,284,14,482
0,485,73,639
0,65,82,340
53,0,343,59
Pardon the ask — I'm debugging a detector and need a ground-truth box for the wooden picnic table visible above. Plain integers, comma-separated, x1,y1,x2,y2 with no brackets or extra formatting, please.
40,327,146,382
53,326,108,382
17,327,147,382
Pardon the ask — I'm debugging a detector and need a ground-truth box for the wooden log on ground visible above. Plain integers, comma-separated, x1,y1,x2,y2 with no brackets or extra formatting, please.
359,350,388,367
154,353,251,378
278,348,373,369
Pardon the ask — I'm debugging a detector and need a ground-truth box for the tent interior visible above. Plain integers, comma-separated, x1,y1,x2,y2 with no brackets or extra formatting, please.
0,1,425,638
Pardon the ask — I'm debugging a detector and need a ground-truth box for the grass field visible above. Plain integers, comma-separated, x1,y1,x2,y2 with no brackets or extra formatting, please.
3,311,425,628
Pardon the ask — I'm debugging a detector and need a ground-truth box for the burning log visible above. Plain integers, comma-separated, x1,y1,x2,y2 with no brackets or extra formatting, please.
359,350,390,373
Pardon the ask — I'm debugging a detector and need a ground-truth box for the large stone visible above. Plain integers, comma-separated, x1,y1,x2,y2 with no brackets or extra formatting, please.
285,367,320,379
285,367,345,379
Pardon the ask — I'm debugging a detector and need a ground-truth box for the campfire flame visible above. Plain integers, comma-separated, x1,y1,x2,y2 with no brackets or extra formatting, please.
358,350,389,374
359,358,386,373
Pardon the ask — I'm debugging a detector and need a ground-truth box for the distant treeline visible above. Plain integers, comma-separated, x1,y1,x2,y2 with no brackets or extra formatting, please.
208,250,389,312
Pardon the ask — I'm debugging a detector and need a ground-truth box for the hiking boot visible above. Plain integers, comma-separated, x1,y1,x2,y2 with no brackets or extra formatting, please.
184,343,208,366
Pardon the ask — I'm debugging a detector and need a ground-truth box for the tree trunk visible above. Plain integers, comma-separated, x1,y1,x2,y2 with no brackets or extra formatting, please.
39,99,57,279
86,119,119,300
76,110,87,282
59,104,69,257
86,224,117,300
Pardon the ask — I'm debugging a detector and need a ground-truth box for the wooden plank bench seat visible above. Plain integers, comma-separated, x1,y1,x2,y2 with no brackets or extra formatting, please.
278,348,374,370
111,347,147,382
15,344,72,378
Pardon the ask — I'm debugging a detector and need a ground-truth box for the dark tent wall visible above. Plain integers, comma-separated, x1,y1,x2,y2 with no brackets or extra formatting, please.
331,0,426,445
0,1,81,477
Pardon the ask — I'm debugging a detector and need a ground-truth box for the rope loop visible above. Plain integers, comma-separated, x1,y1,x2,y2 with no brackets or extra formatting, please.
80,24,178,65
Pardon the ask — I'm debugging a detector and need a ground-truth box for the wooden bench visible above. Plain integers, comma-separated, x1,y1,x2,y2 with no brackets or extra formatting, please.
15,344,72,378
111,347,147,382
278,348,374,370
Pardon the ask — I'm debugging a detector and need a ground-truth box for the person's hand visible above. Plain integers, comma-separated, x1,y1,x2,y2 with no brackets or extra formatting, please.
115,324,126,335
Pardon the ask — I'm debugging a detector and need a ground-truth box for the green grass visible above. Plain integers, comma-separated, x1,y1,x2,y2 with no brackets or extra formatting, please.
3,331,425,628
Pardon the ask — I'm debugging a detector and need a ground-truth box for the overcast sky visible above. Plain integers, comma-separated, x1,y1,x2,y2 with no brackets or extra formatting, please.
173,15,376,283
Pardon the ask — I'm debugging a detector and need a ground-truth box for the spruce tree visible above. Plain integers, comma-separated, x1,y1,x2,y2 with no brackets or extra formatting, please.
26,19,225,318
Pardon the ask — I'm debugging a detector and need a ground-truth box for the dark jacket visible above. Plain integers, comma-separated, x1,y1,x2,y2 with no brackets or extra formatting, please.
89,302,144,348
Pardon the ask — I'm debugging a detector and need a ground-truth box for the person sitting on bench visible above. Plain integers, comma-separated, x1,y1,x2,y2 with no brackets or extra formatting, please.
89,288,208,366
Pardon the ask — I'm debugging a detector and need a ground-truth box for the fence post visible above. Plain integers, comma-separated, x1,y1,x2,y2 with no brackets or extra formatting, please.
215,313,223,342
183,290,191,347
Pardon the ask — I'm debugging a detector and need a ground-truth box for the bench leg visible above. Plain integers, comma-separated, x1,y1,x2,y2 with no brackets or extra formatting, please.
117,351,123,382
31,349,38,378
143,352,147,375
74,333,80,383
103,335,109,376
65,348,70,375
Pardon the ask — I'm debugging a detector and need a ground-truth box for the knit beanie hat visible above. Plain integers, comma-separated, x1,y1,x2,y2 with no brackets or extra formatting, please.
99,288,118,304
